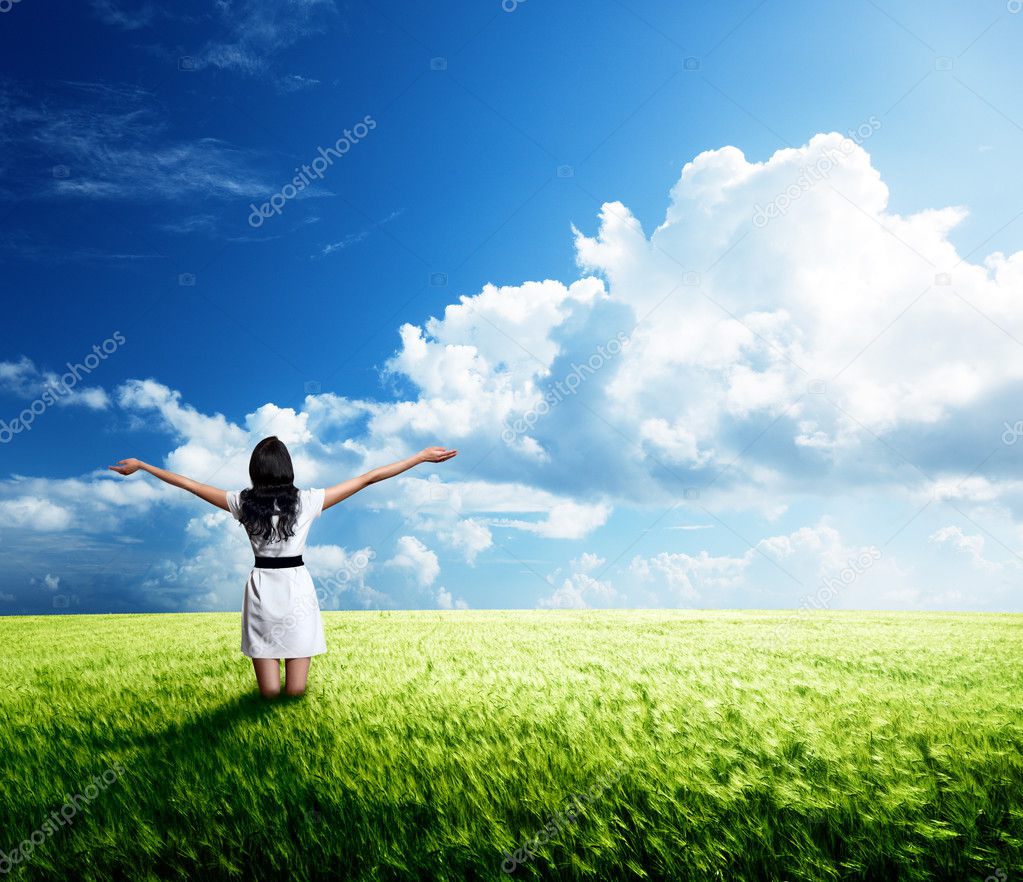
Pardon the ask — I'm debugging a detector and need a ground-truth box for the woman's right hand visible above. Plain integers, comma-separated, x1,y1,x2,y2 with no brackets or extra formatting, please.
418,446,458,463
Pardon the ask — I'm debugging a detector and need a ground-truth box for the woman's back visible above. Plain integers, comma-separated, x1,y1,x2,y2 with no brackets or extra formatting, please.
226,487,325,557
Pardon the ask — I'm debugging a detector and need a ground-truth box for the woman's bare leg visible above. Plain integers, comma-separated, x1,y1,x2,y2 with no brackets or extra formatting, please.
284,657,311,696
252,658,281,698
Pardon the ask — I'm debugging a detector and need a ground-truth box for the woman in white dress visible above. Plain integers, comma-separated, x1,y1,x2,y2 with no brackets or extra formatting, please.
108,437,457,698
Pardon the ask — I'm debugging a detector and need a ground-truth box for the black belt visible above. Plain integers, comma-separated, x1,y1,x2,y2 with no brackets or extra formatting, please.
254,555,304,569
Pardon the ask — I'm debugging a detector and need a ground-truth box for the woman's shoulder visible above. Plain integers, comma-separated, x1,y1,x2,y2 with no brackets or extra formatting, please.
299,487,326,515
225,488,245,519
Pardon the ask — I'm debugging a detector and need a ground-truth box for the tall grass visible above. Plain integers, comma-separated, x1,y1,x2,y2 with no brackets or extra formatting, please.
1,610,1020,880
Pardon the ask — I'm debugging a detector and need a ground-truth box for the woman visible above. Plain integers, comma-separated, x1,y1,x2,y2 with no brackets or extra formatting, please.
109,437,457,698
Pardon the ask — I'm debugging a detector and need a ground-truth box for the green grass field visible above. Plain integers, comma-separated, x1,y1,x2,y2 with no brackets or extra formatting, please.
1,610,1021,881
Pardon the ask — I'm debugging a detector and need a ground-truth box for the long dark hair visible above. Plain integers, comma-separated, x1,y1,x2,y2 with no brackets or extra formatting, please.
238,436,300,543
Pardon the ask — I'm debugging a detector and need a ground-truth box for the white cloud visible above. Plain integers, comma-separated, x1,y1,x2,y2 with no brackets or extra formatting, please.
0,358,39,396
538,551,618,608
638,418,712,466
0,357,110,409
68,387,111,409
435,518,493,565
571,552,605,573
139,511,253,611
7,131,1023,612
191,0,335,78
630,549,748,601
277,74,321,93
491,500,612,540
539,572,617,609
929,526,1003,573
89,0,155,29
304,543,390,609
386,536,440,588
570,131,1023,489
0,497,74,531
376,277,606,444
394,476,612,540
313,210,404,258
349,131,1023,534
435,586,469,610
318,231,370,256
2,81,271,203
628,521,895,608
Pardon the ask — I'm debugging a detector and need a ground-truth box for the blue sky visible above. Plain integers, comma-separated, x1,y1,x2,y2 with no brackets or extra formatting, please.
2,0,1023,614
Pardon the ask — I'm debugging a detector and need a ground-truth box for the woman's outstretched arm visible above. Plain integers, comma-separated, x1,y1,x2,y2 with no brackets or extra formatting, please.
108,458,230,512
322,446,457,512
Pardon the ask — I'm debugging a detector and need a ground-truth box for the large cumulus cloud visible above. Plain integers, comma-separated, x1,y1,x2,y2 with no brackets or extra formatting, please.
3,131,1023,611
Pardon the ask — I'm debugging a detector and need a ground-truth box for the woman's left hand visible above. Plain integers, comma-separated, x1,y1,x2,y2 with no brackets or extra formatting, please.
109,458,145,475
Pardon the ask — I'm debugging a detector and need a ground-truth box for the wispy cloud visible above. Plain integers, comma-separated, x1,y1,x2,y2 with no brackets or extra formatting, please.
2,80,272,203
89,0,156,30
0,227,160,263
189,0,335,79
0,356,111,409
276,74,321,93
317,230,370,256
159,214,220,235
312,208,404,258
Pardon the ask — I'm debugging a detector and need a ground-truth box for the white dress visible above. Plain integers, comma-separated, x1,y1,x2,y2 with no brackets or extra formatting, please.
225,487,328,659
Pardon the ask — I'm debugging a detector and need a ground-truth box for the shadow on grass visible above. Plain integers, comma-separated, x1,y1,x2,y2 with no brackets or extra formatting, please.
54,690,468,881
